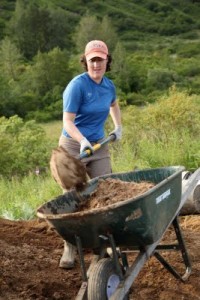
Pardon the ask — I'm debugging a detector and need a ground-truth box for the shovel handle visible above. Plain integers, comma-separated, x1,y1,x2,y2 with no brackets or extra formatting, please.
79,134,116,159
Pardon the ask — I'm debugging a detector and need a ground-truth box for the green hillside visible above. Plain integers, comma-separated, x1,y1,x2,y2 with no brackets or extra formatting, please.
0,0,200,120
1,0,200,48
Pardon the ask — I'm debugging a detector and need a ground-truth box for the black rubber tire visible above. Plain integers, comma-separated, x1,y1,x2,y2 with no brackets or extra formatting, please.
87,258,129,300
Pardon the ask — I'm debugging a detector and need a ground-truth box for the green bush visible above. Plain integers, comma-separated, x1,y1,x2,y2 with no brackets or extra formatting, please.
176,42,200,58
26,99,62,122
122,88,200,171
178,63,200,77
146,68,178,92
0,115,52,178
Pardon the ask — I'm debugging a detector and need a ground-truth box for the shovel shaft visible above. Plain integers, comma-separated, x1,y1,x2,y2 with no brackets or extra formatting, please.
79,134,115,159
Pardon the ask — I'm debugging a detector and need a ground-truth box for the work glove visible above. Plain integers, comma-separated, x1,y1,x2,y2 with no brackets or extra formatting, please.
109,125,122,141
80,137,94,155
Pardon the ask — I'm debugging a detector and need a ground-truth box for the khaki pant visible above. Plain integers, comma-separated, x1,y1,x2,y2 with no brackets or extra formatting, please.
59,135,112,179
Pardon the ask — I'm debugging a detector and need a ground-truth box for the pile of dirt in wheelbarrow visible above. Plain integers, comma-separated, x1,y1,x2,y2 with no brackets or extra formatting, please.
79,178,155,211
1,214,200,300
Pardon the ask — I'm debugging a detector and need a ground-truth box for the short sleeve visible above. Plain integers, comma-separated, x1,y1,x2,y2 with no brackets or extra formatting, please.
63,79,82,113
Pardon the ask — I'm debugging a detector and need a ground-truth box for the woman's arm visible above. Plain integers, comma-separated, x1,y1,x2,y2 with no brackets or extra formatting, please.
63,112,93,153
110,101,122,127
63,112,84,143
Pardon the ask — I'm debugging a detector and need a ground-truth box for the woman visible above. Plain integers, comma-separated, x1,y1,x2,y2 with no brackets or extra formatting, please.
59,40,122,269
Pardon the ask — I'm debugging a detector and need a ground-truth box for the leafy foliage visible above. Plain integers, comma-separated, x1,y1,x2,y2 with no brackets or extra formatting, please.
120,88,200,171
0,115,52,178
7,1,75,59
0,37,23,81
0,47,71,119
73,14,118,53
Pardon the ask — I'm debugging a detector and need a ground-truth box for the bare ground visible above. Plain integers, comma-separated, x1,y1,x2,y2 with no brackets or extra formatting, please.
1,215,200,300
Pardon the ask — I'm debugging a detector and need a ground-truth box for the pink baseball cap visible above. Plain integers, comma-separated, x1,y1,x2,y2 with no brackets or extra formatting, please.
85,40,108,60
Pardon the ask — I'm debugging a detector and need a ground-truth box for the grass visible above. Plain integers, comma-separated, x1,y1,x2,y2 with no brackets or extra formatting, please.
0,173,61,220
0,121,63,221
40,120,62,147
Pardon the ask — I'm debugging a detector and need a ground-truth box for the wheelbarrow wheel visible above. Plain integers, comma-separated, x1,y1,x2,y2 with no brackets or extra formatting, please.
87,258,129,300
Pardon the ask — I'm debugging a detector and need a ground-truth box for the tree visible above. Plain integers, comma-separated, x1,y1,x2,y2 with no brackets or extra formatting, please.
73,13,101,52
21,48,70,102
11,47,72,120
111,42,131,93
0,37,26,117
73,13,118,54
0,74,13,117
48,7,76,51
0,46,72,120
0,37,23,81
98,16,118,53
8,1,74,59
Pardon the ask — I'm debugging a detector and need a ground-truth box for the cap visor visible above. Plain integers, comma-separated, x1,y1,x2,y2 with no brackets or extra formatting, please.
86,52,107,60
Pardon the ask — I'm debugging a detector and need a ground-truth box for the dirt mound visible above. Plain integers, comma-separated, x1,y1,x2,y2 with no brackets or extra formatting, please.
79,178,155,211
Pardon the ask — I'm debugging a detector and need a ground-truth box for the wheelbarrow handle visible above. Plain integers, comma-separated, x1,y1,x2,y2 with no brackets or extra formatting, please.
79,134,116,159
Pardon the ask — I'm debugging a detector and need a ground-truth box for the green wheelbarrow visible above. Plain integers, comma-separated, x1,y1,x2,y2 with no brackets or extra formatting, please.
37,166,200,300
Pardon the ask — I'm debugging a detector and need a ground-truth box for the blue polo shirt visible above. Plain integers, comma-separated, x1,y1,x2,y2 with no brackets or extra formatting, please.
62,72,116,141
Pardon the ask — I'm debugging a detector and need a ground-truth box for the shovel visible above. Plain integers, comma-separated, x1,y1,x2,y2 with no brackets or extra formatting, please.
50,134,116,191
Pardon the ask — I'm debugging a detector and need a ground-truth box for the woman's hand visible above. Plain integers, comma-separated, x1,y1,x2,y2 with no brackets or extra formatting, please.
80,137,94,154
109,125,122,140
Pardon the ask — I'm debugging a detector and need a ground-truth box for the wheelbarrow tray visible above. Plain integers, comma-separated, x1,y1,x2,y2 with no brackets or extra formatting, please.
37,166,184,249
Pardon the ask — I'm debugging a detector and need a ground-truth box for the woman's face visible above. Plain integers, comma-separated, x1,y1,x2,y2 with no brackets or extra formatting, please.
86,57,107,83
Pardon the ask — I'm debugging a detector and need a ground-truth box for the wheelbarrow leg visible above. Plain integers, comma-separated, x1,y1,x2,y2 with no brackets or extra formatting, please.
154,215,192,282
108,234,124,280
76,236,87,281
172,215,192,280
75,236,88,300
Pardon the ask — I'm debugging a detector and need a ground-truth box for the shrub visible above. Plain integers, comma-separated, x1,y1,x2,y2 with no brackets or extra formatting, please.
122,88,200,171
0,115,52,178
146,68,178,92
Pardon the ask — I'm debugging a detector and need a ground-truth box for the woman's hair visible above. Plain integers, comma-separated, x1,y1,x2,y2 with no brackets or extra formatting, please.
80,54,112,72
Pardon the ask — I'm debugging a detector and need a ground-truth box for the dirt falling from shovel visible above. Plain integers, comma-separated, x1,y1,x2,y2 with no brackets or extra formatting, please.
79,178,155,211
50,146,88,191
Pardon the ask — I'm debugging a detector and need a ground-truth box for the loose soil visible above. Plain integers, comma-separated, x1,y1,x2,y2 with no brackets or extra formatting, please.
1,178,200,300
79,178,155,211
